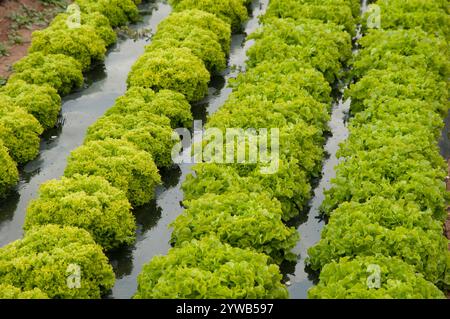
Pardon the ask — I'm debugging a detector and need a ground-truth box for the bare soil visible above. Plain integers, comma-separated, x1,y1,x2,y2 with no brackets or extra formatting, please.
0,0,69,79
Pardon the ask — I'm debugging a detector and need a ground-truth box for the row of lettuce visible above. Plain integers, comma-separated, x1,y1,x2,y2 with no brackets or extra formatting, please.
0,0,143,198
0,0,256,299
307,0,450,298
132,0,359,299
0,0,145,299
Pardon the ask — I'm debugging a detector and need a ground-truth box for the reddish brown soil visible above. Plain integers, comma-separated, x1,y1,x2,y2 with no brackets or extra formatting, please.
0,0,69,79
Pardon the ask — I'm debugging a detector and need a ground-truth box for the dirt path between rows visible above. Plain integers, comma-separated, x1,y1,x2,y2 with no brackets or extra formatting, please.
0,0,70,80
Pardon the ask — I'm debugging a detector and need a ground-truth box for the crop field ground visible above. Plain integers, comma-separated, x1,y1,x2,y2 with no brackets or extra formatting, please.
0,0,448,303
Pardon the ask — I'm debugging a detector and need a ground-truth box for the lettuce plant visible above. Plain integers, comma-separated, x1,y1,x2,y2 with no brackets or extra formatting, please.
134,237,288,299
170,0,247,32
0,95,43,164
309,197,449,285
10,52,83,96
0,142,18,198
230,60,332,104
208,91,328,138
0,224,115,298
29,15,106,71
322,144,448,219
345,68,449,113
64,139,161,206
25,174,136,250
230,84,330,131
182,162,311,221
206,110,324,178
266,0,360,18
127,48,210,102
1,80,61,129
362,0,450,37
49,11,116,47
148,25,226,73
353,28,450,79
76,0,140,27
157,10,231,55
85,112,177,167
265,0,356,36
171,192,299,263
0,285,48,299
347,97,445,134
106,88,192,128
308,256,445,299
247,18,352,82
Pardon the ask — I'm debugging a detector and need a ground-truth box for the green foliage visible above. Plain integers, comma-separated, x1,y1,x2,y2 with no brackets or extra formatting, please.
248,158,312,220
308,256,445,299
170,0,247,32
29,14,106,71
205,103,325,177
340,121,445,167
171,192,299,263
0,95,43,164
268,0,361,18
148,25,226,73
81,12,117,47
230,60,332,104
85,112,177,167
231,85,330,131
312,1,450,296
206,95,297,128
345,68,449,114
362,0,450,37
308,197,449,285
182,162,311,221
278,123,324,176
64,139,161,206
352,28,450,80
134,237,288,299
0,224,115,298
0,142,18,198
106,88,192,128
321,141,448,219
338,99,446,167
8,33,24,46
210,86,330,133
247,18,352,82
0,284,48,299
0,80,61,129
24,174,135,250
48,11,117,47
10,52,83,96
76,0,140,27
265,0,356,36
0,42,9,57
127,48,210,102
346,97,445,136
158,10,231,55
